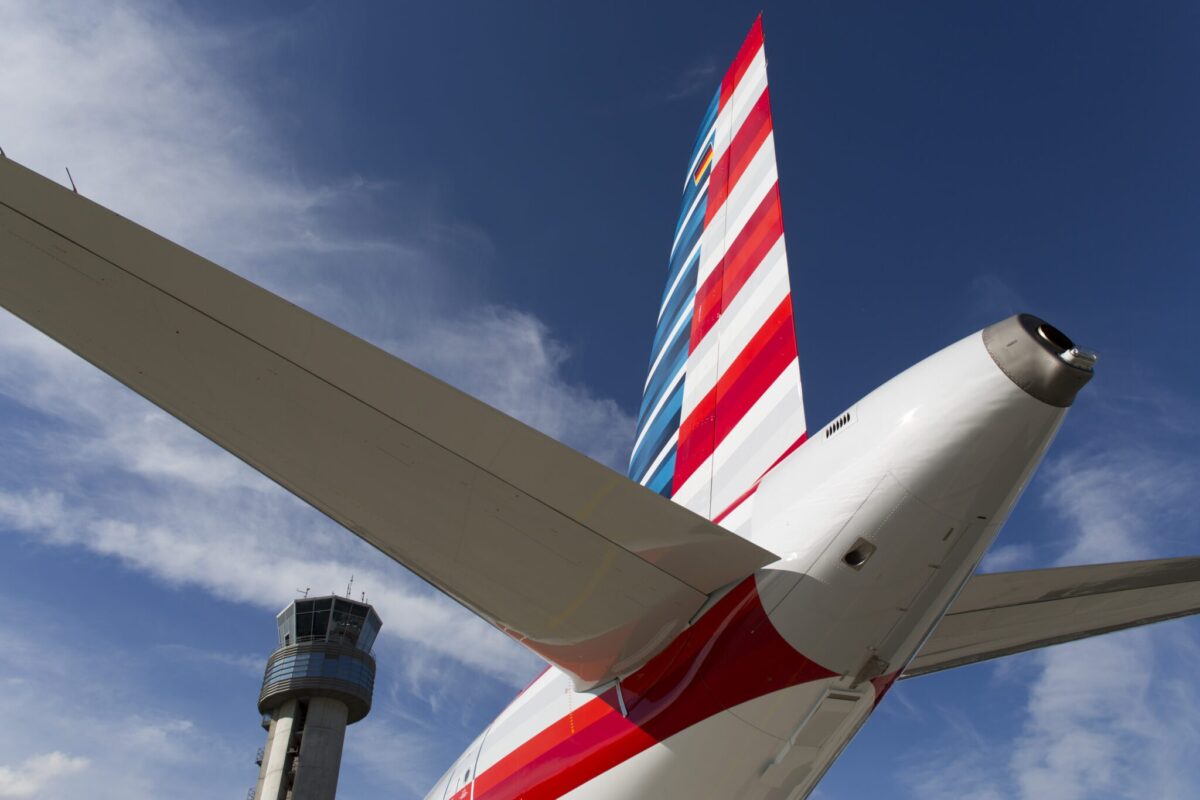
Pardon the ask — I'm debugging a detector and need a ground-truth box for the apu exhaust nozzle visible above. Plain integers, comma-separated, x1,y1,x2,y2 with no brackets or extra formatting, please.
982,314,1097,407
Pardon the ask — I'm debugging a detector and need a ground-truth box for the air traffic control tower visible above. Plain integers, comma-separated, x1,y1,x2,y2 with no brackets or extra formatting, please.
253,595,381,800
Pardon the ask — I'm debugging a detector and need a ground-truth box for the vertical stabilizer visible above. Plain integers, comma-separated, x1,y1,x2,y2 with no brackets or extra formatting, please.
629,17,807,536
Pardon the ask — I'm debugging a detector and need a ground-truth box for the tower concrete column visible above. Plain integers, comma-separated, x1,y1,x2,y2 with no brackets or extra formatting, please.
257,699,298,800
292,697,350,800
252,595,381,800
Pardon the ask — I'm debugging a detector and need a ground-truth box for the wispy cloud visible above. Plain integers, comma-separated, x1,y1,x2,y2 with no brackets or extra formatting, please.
154,643,266,677
900,741,1006,800
0,608,245,800
0,580,497,800
0,752,89,799
967,272,1030,319
0,475,536,685
1009,630,1200,800
978,541,1037,572
1041,445,1197,566
345,718,445,799
667,60,719,101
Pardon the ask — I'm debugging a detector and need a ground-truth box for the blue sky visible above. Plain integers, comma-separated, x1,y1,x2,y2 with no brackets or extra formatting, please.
0,1,1198,798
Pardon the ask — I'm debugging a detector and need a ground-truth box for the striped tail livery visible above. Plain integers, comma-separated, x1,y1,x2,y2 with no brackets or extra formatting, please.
628,16,807,536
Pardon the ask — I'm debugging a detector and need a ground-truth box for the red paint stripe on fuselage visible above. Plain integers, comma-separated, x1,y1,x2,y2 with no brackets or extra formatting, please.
472,577,835,799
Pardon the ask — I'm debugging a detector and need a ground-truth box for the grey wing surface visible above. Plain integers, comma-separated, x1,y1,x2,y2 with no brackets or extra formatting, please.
904,557,1200,678
0,157,779,688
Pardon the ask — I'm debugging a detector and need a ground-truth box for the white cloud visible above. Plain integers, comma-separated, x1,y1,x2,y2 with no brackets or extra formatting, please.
900,746,1006,800
0,752,89,799
1042,445,1197,566
154,643,266,677
0,488,67,532
385,306,634,467
896,611,1200,800
978,542,1037,572
0,480,538,685
1008,630,1200,800
345,718,446,799
0,586,486,800
0,610,248,800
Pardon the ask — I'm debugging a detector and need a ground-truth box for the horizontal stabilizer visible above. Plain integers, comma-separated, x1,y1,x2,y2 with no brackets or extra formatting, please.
0,157,781,688
904,557,1200,678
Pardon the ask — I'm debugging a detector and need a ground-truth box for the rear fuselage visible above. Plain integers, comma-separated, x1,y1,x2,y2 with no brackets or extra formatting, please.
424,318,1082,800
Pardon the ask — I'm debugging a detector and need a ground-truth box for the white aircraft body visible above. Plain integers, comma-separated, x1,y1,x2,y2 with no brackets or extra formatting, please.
418,314,1087,800
1,16,1198,800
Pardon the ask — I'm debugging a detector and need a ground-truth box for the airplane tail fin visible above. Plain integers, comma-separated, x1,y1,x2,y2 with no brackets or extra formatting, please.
628,17,807,535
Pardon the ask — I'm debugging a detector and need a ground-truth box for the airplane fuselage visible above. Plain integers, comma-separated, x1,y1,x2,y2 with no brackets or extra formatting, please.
424,316,1076,799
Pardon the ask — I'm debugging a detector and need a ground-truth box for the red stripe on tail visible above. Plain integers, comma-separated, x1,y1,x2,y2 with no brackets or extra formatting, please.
690,183,785,350
718,15,764,112
675,295,797,489
704,87,774,226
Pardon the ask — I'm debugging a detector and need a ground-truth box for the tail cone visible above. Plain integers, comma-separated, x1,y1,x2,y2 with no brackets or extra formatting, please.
982,314,1096,407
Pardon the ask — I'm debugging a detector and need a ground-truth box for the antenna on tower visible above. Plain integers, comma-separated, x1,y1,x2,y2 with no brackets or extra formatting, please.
346,575,354,597
296,587,310,598
360,591,365,602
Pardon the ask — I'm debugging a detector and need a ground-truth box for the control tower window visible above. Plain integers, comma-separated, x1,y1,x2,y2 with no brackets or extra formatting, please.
297,607,313,638
312,607,330,638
